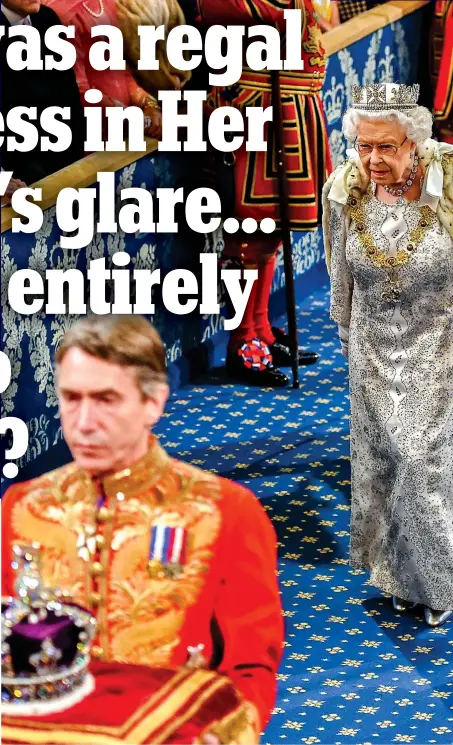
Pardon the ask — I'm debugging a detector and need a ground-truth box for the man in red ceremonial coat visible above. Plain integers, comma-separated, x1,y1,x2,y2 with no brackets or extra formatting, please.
1,316,284,741
431,0,453,143
191,0,332,385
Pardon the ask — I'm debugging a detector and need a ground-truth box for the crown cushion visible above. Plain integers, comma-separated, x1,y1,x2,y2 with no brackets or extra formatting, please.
2,662,257,744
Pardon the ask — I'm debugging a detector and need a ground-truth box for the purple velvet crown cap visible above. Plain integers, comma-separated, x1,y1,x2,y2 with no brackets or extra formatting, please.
2,543,97,714
2,600,89,676
1,596,97,713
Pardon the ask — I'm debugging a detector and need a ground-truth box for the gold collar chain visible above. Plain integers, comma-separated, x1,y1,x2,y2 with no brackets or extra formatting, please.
348,188,437,301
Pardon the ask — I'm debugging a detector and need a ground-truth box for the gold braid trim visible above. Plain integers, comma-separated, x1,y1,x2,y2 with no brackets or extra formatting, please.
196,699,260,744
200,706,259,744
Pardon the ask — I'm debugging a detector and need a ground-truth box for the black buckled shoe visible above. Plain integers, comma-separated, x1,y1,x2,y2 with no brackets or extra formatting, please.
226,339,289,388
271,327,319,367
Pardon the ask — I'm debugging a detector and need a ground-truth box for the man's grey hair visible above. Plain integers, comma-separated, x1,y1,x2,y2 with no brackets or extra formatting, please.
54,315,168,398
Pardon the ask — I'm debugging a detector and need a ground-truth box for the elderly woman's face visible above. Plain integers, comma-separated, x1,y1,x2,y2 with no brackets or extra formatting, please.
355,119,415,186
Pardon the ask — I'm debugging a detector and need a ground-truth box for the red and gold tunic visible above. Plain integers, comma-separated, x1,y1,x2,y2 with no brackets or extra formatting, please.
198,0,332,231
1,436,283,735
432,0,453,142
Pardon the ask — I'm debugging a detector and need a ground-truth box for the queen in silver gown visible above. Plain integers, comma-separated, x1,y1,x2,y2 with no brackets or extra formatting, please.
322,83,453,627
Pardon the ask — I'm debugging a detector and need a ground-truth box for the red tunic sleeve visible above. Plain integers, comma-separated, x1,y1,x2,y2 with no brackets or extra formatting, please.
216,483,284,731
127,72,159,109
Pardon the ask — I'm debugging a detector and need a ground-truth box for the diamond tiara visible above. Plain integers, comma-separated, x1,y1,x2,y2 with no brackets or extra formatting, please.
351,83,420,111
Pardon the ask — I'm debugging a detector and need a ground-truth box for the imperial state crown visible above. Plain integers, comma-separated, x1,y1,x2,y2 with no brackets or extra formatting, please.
2,543,97,715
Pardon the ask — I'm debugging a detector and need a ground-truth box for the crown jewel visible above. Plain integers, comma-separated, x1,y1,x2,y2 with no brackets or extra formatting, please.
351,83,420,111
2,544,97,715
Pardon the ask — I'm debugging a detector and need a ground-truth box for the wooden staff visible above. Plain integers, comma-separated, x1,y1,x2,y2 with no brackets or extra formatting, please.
271,69,300,389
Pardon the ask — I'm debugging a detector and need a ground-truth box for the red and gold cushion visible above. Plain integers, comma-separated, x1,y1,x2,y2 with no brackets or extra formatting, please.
2,662,258,745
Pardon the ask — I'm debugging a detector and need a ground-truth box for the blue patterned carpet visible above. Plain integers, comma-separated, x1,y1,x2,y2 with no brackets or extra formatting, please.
154,280,453,745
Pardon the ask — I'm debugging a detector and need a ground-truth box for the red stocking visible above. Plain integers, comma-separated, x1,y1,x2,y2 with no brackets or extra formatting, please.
228,275,259,349
253,246,280,346
223,234,280,350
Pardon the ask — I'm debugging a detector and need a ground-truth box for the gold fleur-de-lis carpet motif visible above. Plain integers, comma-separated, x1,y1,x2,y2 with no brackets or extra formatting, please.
155,282,453,744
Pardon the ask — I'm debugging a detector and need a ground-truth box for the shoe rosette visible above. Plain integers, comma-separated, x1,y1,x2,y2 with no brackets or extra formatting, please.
2,544,97,716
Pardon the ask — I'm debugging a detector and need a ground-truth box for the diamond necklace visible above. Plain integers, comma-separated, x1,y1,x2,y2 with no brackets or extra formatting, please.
383,156,419,197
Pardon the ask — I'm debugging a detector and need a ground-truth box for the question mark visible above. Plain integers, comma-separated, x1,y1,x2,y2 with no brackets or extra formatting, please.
0,351,29,478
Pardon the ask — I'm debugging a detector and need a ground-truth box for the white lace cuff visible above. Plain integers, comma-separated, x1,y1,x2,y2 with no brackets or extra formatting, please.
338,324,349,343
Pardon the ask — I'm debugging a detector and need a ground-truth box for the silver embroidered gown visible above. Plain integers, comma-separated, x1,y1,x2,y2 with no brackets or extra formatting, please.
329,183,453,609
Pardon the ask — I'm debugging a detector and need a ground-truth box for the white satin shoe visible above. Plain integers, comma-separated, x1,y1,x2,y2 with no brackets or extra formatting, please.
392,596,417,612
424,608,453,627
